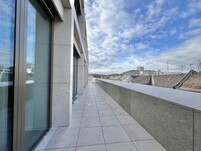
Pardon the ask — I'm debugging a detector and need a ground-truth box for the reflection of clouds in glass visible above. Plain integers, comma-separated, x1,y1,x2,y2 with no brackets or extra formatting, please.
0,0,15,67
0,49,14,67
26,2,36,64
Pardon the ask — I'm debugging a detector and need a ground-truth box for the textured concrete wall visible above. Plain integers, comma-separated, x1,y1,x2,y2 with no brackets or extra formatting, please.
52,9,74,127
96,79,201,151
139,95,193,151
194,109,201,151
83,63,88,88
51,0,88,127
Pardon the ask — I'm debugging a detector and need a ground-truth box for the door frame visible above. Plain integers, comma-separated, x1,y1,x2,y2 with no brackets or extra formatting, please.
12,0,55,150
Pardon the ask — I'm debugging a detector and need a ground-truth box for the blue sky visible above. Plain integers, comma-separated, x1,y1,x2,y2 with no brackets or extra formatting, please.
27,1,36,65
0,0,36,66
85,0,201,74
0,0,15,67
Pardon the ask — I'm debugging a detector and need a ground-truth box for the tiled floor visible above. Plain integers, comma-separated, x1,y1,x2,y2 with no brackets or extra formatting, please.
42,82,167,151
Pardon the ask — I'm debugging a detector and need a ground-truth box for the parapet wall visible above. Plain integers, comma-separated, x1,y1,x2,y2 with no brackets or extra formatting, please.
96,79,201,151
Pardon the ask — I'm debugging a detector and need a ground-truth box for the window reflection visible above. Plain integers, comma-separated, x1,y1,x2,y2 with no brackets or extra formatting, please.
0,0,15,83
26,3,36,83
0,0,15,150
24,0,51,150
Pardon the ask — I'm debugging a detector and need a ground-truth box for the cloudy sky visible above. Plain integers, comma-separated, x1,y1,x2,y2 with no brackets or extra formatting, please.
0,0,15,67
85,0,201,74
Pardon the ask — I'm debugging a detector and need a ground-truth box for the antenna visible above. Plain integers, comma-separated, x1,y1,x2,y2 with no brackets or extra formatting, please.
181,64,183,73
198,63,201,72
167,61,169,74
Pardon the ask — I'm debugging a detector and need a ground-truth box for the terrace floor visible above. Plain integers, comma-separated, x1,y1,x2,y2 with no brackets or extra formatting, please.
36,82,167,151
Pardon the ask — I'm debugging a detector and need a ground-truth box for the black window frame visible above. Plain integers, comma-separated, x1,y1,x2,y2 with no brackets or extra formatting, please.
73,46,80,101
74,0,82,16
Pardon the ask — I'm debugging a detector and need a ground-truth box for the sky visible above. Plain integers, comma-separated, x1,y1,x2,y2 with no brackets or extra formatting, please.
85,0,201,74
0,0,15,67
0,0,45,67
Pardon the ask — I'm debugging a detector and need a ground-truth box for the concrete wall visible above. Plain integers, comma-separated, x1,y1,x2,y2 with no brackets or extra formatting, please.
194,108,201,151
52,9,74,127
51,0,88,127
96,79,201,151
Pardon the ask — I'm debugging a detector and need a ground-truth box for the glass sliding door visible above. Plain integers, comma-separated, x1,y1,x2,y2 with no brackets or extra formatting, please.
73,49,79,101
0,0,15,150
24,0,51,150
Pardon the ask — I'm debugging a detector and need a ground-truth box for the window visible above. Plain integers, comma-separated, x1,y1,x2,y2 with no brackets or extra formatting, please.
73,48,79,101
24,0,51,150
0,0,15,150
0,0,54,150
74,0,81,16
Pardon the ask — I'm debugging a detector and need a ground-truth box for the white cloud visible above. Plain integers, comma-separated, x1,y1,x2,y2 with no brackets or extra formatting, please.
169,29,177,35
90,36,201,74
135,36,201,72
189,18,201,28
180,28,201,39
122,24,147,39
180,0,201,18
121,7,178,40
156,0,165,6
86,0,201,74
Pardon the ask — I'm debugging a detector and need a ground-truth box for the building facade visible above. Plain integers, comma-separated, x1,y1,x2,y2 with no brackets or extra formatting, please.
0,0,88,150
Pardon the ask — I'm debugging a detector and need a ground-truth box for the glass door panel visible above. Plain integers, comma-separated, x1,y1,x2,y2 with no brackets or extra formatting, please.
73,50,79,101
0,0,15,150
24,0,51,150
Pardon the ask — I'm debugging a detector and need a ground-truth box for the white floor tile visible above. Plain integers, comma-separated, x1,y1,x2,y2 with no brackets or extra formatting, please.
98,110,114,117
46,128,79,148
134,140,167,151
123,125,153,141
103,126,130,143
116,115,138,125
106,142,138,151
100,116,120,126
76,145,106,151
77,127,104,146
81,117,101,127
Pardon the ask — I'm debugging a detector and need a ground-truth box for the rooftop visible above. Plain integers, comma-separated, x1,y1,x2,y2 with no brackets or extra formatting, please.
131,75,151,85
152,74,185,88
35,82,166,151
180,72,201,92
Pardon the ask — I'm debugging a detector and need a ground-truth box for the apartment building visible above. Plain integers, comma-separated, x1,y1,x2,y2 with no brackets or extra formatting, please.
0,0,88,150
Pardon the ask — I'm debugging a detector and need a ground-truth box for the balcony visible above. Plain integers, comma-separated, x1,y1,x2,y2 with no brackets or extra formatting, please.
35,82,167,151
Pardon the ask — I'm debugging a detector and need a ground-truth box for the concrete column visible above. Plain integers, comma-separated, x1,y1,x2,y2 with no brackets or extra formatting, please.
52,9,74,127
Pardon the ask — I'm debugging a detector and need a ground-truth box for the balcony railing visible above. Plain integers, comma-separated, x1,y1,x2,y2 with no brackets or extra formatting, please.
96,79,201,151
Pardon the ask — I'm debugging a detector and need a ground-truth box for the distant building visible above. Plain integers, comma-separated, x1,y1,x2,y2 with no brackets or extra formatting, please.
131,75,152,85
180,72,201,92
108,74,122,80
122,75,135,82
137,66,144,75
94,68,201,93
153,70,164,75
113,75,123,80
102,75,110,79
122,70,139,76
101,67,201,93
152,74,185,88
122,67,155,76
